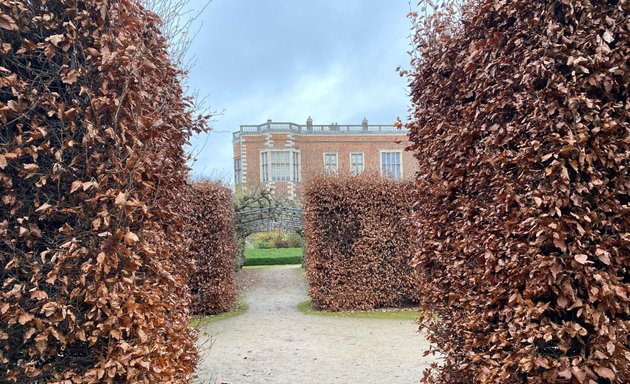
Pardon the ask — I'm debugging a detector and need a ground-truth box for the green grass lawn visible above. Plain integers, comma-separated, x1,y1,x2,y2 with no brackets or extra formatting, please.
243,247,303,266
297,300,420,321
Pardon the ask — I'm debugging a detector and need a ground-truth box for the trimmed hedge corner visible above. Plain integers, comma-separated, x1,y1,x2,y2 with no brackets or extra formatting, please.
303,173,419,311
184,182,237,315
408,1,629,383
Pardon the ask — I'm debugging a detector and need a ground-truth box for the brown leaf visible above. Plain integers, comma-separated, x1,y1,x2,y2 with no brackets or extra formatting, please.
62,69,79,85
123,231,139,246
574,254,589,264
594,366,615,380
46,34,65,47
0,14,18,31
30,290,48,300
571,367,587,383
18,312,34,325
35,202,52,212
23,163,39,172
115,192,127,206
602,30,614,44
70,180,82,193
553,237,567,252
23,327,36,342
595,249,611,265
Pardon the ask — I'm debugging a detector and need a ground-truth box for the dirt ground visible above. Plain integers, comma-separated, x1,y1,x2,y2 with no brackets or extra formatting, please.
194,265,436,384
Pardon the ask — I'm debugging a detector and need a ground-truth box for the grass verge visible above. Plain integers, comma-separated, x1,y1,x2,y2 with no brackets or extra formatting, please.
243,247,303,266
297,300,419,321
189,299,248,328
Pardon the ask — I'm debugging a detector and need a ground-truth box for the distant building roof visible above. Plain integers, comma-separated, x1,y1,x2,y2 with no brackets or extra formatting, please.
233,119,406,142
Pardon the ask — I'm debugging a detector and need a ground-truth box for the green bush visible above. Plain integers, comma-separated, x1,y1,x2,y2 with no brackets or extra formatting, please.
250,230,304,249
243,256,303,266
243,248,303,266
285,232,304,248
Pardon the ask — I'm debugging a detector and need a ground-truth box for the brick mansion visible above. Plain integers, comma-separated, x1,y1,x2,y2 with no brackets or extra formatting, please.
233,118,417,199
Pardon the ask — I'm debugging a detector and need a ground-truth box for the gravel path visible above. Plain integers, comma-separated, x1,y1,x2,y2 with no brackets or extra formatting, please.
194,265,436,384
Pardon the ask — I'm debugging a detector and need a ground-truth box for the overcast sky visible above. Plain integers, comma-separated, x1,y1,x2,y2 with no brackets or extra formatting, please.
182,0,415,181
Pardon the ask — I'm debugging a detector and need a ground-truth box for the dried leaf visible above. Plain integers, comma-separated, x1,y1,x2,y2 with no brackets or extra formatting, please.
594,366,615,380
18,313,33,325
0,14,18,31
35,202,52,212
574,254,589,264
70,180,82,193
602,30,614,43
46,34,64,47
123,231,139,246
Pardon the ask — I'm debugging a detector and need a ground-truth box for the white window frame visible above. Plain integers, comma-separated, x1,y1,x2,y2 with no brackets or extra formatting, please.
349,152,364,176
379,149,403,180
260,149,301,182
323,152,338,173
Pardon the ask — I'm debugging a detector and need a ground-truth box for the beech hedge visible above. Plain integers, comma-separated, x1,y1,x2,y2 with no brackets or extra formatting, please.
184,182,237,315
303,174,419,311
407,1,629,383
0,1,205,382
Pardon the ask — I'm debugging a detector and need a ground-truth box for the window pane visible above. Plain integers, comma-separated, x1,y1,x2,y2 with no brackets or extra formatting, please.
381,151,401,180
271,151,291,181
234,158,242,184
293,152,300,182
324,153,337,172
351,153,363,175
261,152,268,181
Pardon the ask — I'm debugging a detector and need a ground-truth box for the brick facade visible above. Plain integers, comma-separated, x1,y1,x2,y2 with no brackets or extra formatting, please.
233,119,417,200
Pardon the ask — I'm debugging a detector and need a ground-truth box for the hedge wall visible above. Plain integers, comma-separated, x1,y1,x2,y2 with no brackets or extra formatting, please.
184,182,237,315
303,174,419,311
0,1,204,382
407,1,629,383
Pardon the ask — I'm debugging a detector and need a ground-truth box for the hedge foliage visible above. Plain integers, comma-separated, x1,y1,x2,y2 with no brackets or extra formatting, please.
303,174,419,311
0,0,206,382
407,1,629,383
184,182,237,315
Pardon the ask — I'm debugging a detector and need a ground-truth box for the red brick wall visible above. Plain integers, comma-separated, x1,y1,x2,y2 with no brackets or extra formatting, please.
235,132,416,199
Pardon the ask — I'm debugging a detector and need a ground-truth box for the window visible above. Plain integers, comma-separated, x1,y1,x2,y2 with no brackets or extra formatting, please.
261,152,269,182
293,152,300,182
271,151,291,181
324,153,338,173
350,152,364,175
234,157,242,184
380,150,402,180
260,150,300,182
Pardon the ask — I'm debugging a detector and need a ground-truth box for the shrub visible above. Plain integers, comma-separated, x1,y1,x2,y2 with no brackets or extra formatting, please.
407,1,629,383
273,234,289,248
184,182,237,315
242,248,303,266
0,1,203,382
303,173,419,311
285,232,304,248
250,230,302,249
